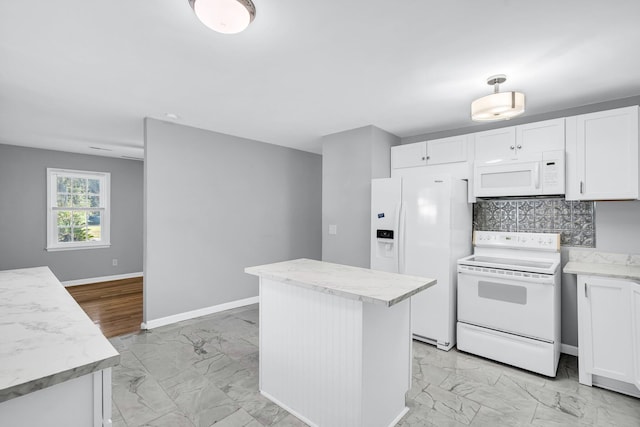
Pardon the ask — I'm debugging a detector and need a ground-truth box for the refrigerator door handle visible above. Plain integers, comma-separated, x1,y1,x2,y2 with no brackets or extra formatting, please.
398,202,406,274
393,202,401,273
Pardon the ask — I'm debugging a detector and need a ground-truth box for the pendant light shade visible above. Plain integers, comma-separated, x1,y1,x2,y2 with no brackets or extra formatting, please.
188,0,256,34
471,75,525,121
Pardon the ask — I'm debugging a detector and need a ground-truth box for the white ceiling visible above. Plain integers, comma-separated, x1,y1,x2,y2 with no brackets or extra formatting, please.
1,0,640,159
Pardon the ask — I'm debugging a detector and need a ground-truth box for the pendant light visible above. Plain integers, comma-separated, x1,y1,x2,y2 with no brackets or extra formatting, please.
188,0,256,34
471,75,525,121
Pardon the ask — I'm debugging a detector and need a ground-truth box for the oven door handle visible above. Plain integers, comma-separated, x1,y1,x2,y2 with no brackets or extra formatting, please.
457,268,556,285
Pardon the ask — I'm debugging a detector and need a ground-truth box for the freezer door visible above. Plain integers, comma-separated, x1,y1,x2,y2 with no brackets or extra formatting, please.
370,178,401,273
402,176,454,346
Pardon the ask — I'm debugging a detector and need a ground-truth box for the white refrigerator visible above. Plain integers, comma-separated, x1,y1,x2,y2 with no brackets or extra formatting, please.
371,171,472,350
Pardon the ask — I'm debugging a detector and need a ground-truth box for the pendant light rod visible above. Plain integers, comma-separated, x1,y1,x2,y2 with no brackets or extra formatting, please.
487,74,507,94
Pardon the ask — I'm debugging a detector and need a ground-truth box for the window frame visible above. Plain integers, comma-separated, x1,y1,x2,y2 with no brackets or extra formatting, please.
46,168,111,251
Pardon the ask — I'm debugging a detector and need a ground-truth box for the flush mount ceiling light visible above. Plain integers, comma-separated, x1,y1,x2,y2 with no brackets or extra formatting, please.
471,75,525,121
188,0,256,34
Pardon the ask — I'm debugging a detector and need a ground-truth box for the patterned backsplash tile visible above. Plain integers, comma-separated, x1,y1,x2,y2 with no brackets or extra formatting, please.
473,198,595,247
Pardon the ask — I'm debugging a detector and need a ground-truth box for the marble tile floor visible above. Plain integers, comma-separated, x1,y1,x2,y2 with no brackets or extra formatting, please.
109,305,640,427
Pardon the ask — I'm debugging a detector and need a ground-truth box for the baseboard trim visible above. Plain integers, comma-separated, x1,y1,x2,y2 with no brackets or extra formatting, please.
561,344,578,356
62,272,143,287
260,390,318,427
141,296,259,330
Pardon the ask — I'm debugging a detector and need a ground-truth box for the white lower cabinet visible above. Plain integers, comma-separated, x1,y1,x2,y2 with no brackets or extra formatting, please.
577,275,640,395
0,368,112,427
632,283,640,390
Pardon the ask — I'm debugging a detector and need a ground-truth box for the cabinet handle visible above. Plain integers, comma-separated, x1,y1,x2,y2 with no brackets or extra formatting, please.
517,144,522,149
584,282,588,298
426,156,430,160
510,145,515,150
421,157,426,161
580,181,584,194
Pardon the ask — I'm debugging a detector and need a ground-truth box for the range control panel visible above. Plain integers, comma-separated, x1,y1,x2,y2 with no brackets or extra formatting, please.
473,231,560,252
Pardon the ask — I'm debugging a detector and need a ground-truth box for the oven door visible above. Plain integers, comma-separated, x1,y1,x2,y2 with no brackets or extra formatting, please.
457,266,556,342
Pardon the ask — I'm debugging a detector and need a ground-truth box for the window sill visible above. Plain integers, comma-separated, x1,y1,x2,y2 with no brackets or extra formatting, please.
46,244,111,252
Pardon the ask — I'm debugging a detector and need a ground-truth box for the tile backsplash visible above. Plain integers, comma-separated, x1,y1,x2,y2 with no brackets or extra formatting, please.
473,198,595,247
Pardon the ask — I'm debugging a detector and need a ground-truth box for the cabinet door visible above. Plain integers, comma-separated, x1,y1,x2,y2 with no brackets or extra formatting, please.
632,283,640,391
473,127,517,164
391,141,427,169
426,135,468,165
516,118,565,157
566,106,639,200
580,276,634,383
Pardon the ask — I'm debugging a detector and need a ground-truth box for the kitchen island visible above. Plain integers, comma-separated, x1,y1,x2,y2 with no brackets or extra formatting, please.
0,267,120,427
245,258,436,427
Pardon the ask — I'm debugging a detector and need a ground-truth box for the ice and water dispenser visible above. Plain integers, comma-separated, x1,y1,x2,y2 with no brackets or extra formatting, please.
370,177,401,272
371,209,398,272
376,229,395,258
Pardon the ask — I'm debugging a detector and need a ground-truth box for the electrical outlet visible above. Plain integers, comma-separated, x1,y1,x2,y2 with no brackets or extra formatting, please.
329,224,337,235
112,259,118,266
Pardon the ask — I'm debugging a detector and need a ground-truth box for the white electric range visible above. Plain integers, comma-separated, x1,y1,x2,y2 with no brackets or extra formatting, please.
456,231,561,377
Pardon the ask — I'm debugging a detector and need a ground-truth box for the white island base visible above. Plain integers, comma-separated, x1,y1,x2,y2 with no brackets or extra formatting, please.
247,259,436,427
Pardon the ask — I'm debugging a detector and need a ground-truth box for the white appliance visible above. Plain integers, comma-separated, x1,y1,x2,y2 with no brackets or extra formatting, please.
371,172,472,350
457,231,561,377
474,150,565,197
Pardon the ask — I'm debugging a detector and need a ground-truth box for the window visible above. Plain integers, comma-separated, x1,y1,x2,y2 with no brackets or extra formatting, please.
46,168,110,251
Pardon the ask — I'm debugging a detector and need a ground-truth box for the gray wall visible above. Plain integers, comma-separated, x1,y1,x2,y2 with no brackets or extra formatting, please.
402,95,640,349
322,126,398,268
594,201,640,253
144,119,322,322
0,144,143,281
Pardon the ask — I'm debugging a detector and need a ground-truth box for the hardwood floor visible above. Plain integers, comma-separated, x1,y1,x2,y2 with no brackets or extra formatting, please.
66,277,143,338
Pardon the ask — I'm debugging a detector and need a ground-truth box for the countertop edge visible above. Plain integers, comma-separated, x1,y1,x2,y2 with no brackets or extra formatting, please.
0,352,120,403
246,265,436,307
563,261,640,282
0,266,122,404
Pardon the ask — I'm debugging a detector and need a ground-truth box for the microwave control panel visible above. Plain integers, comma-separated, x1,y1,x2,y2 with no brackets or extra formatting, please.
541,150,565,194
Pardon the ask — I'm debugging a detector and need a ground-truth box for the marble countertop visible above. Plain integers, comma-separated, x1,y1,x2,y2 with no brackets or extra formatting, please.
245,258,436,307
563,250,640,281
0,267,120,403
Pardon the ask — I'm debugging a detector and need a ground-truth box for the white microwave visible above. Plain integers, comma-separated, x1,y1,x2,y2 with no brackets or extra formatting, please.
474,150,565,197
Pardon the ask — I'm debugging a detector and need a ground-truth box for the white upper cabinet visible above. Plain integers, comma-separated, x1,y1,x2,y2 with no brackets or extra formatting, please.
566,106,640,200
392,136,468,169
426,135,469,165
516,119,566,157
473,127,517,163
474,118,565,164
391,141,427,169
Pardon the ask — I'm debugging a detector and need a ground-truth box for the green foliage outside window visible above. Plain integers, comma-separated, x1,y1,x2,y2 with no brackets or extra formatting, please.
57,211,95,242
55,176,101,243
